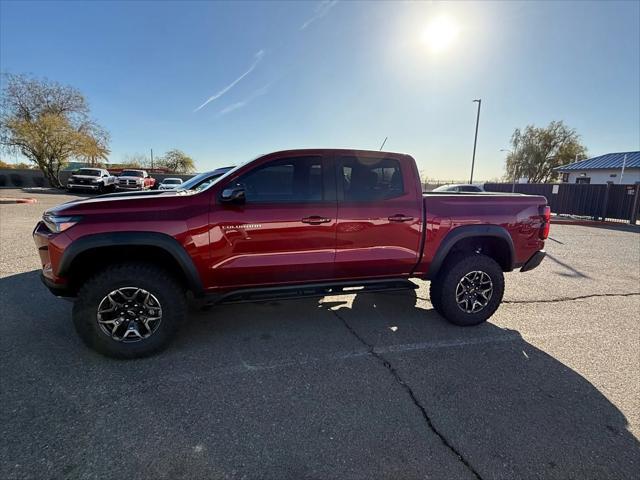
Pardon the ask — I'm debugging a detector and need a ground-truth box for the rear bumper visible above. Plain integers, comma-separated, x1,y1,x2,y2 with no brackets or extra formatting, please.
520,250,546,272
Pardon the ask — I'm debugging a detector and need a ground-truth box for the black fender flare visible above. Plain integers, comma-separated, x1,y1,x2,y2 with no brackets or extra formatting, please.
58,232,204,295
426,225,515,279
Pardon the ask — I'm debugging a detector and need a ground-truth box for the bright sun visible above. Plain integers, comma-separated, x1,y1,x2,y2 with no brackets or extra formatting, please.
421,15,460,53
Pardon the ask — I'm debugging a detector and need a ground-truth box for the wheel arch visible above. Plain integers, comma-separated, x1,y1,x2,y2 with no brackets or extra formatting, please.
59,232,204,296
426,225,515,279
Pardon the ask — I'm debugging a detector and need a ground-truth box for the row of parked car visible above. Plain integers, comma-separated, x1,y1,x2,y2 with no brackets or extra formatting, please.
66,168,185,193
68,167,486,196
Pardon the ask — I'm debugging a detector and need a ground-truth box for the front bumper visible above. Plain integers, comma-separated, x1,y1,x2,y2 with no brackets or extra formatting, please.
40,273,73,297
33,221,75,297
520,250,546,272
116,184,143,190
68,183,100,190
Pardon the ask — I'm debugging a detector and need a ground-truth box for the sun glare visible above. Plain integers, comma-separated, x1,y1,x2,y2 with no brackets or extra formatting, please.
421,15,460,53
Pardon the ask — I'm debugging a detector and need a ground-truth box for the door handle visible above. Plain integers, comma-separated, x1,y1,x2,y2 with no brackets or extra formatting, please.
388,214,414,222
301,216,332,225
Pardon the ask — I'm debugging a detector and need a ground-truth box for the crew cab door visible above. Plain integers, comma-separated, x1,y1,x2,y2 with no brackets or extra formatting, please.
334,153,423,278
208,154,337,288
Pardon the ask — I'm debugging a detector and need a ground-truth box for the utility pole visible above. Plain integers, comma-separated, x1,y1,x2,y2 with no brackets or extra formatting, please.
469,99,481,184
620,153,627,184
500,148,518,192
150,148,154,171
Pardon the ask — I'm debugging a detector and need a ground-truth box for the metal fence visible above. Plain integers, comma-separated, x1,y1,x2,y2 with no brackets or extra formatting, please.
484,183,640,224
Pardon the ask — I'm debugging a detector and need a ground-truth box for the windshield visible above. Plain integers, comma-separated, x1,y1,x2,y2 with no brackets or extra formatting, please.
177,167,237,192
163,179,182,184
121,170,143,177
75,169,102,176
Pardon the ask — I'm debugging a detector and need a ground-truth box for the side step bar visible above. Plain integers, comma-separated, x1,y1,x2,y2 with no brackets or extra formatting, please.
205,278,418,306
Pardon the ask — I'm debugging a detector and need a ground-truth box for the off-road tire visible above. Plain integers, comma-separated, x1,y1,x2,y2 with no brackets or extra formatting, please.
429,253,504,326
73,263,187,359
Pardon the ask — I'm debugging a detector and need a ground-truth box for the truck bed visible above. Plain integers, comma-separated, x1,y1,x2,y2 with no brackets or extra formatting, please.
417,192,548,275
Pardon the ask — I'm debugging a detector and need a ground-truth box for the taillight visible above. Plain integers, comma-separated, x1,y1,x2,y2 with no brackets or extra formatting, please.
540,205,551,239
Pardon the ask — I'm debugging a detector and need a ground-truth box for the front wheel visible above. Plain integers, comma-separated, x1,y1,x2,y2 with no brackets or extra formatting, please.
73,263,187,358
429,253,504,326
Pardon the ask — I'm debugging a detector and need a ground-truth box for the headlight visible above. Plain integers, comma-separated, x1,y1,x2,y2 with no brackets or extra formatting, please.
91,178,100,183
42,214,82,233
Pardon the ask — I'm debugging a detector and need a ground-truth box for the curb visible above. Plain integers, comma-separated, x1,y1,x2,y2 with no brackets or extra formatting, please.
0,197,38,204
552,219,635,227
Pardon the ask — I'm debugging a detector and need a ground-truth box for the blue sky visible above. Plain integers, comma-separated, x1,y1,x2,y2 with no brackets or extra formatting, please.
1,0,639,180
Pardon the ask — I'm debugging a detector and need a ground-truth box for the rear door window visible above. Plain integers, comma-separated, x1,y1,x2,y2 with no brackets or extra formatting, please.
337,156,404,201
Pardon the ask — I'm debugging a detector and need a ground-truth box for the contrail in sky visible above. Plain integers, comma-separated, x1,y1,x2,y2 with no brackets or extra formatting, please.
218,83,272,116
300,0,338,30
194,50,265,112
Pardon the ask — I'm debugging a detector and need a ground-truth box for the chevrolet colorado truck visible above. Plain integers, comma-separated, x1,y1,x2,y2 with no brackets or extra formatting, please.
33,149,549,358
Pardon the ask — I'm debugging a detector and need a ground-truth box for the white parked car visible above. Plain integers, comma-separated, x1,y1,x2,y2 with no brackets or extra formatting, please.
158,178,183,190
432,184,485,193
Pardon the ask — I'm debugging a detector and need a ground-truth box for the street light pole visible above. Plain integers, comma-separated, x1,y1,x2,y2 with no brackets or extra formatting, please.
469,99,481,184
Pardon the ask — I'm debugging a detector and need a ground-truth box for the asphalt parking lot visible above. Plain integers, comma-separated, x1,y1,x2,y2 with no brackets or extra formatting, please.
1,189,639,480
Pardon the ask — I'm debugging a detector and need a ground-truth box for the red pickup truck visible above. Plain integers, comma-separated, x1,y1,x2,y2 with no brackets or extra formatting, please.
116,169,156,191
33,149,549,358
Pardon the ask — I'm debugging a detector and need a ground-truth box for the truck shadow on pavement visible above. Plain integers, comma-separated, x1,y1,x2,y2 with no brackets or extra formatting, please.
1,270,639,479
545,252,592,279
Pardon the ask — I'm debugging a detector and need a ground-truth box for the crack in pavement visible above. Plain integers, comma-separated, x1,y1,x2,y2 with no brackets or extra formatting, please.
502,292,640,304
398,291,640,306
330,308,484,480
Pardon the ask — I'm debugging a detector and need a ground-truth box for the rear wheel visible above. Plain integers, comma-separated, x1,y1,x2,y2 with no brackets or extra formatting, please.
73,263,186,358
429,253,504,326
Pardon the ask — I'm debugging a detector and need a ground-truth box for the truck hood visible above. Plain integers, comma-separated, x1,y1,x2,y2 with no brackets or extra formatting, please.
47,189,180,215
117,176,143,180
69,175,101,180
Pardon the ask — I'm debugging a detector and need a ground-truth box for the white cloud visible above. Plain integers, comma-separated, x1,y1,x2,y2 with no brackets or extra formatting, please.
300,0,338,30
194,50,265,112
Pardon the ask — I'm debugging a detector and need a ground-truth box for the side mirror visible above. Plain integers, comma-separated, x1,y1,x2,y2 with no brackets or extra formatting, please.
103,174,109,178
221,185,246,204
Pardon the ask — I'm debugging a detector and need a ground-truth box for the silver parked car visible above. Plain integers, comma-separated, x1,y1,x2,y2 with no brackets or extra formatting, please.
176,166,235,192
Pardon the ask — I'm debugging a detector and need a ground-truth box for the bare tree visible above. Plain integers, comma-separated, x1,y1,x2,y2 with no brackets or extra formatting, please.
119,153,150,169
157,149,196,173
0,73,110,187
504,121,587,183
